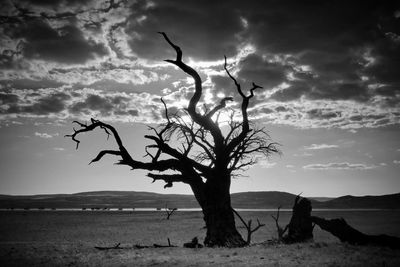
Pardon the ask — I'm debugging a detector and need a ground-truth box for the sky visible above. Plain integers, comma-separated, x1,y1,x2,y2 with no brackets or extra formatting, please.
0,0,399,197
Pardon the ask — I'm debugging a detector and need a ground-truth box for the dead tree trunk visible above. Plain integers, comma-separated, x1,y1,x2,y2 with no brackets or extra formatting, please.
281,195,400,248
311,216,400,248
201,178,247,247
283,195,314,243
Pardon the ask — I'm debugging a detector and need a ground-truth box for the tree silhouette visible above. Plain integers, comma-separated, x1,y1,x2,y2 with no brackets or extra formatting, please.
66,32,279,247
164,203,177,220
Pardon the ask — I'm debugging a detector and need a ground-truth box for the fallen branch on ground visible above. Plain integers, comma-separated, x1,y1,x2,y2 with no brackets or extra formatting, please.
94,243,123,250
135,238,177,249
183,237,203,248
95,238,177,250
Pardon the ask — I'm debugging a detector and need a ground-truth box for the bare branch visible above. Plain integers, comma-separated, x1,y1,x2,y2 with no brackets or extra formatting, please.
159,32,225,149
89,150,121,164
224,55,244,98
271,206,289,241
144,134,211,176
206,97,233,119
223,57,263,156
232,208,265,244
147,173,188,187
66,119,192,175
160,97,170,124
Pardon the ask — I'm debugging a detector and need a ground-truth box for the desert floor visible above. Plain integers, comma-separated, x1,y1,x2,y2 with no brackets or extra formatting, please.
1,210,399,266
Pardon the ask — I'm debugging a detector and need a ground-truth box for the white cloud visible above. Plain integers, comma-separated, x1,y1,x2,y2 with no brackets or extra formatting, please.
394,160,400,165
259,161,277,169
251,99,400,130
304,144,338,150
303,162,379,170
53,147,65,151
35,132,58,139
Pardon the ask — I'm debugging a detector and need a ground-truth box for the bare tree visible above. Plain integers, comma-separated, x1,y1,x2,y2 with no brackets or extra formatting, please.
66,32,279,247
165,203,177,220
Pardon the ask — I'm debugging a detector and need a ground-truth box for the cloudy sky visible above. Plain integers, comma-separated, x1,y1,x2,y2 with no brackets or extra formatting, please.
0,0,399,197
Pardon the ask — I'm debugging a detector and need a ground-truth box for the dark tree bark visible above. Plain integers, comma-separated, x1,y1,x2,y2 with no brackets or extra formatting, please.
66,33,279,247
190,174,246,247
311,216,400,248
283,195,314,243
280,196,400,248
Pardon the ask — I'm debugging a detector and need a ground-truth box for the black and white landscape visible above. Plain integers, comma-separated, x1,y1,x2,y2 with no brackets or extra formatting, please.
1,0,400,266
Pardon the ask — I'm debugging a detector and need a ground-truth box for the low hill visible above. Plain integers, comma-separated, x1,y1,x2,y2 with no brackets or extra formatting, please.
0,191,398,209
315,193,400,209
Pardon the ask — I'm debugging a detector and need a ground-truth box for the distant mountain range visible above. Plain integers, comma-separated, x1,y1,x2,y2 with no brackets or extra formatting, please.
0,191,399,209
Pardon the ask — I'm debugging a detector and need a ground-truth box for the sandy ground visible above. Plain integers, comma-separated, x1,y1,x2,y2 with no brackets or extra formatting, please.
1,210,399,266
1,241,399,266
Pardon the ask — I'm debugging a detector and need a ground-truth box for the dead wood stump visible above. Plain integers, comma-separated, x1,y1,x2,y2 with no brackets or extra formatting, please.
283,196,314,243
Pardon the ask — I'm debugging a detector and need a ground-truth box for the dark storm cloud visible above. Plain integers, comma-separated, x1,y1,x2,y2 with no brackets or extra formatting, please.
69,93,135,116
17,0,92,7
210,53,289,102
365,41,400,85
237,0,399,103
114,109,139,117
270,82,311,102
72,80,137,92
308,83,370,102
242,1,397,54
0,93,19,104
259,107,274,114
126,0,244,60
0,0,399,128
0,78,64,90
307,109,341,120
375,85,400,97
24,92,70,115
275,106,288,113
6,19,108,64
0,51,20,70
70,94,113,115
237,54,288,89
5,92,71,115
210,75,233,94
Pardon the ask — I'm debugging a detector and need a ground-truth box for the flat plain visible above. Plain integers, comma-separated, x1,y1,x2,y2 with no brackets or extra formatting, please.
1,210,400,266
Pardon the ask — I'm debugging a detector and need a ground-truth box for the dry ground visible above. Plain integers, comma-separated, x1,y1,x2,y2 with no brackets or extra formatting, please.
1,210,399,266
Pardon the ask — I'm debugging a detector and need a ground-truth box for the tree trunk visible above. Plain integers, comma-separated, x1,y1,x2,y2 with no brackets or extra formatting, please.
199,176,246,247
311,216,400,248
283,196,314,243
